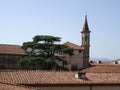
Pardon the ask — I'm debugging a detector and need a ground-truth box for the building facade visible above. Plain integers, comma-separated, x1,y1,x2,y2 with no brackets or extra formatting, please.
63,16,91,70
0,44,26,69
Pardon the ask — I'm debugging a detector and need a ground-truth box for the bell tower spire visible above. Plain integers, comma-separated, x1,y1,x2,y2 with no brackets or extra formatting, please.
81,15,91,68
81,15,91,46
81,15,90,33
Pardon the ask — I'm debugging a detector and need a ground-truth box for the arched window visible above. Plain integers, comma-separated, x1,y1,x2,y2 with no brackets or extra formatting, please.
85,36,88,42
85,36,89,44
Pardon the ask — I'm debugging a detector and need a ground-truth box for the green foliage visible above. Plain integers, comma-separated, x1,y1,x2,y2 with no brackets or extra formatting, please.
33,35,61,43
19,56,46,70
19,35,73,70
18,58,30,69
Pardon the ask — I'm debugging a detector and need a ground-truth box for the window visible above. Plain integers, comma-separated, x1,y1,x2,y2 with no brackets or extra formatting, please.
79,50,82,53
85,36,88,42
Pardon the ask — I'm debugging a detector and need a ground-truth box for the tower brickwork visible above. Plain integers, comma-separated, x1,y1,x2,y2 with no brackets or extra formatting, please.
81,15,91,68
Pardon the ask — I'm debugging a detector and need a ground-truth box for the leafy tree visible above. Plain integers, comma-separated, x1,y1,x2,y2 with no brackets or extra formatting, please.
19,35,73,70
18,56,46,70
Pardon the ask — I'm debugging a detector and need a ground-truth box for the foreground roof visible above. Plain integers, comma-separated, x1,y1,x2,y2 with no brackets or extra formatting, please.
0,83,33,90
80,64,120,73
0,68,120,87
0,70,79,85
64,41,82,50
0,44,26,55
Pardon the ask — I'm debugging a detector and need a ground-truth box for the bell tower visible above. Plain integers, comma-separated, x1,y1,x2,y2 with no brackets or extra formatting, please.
81,15,91,68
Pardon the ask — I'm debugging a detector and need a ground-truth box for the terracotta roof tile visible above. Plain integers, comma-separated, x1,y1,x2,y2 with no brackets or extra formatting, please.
0,83,34,90
0,70,120,86
0,70,79,85
79,64,120,73
0,44,26,55
64,42,82,50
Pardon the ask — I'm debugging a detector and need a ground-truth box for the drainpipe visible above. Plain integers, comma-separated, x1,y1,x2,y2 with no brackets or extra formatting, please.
90,85,92,90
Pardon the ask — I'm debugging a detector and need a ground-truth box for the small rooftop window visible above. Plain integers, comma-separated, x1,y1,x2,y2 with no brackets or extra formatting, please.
75,72,88,80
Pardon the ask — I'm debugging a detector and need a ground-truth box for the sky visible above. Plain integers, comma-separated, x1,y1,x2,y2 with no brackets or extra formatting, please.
0,0,120,60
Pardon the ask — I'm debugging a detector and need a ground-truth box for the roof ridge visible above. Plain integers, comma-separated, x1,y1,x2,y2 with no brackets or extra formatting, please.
0,44,21,46
64,41,80,46
64,41,82,50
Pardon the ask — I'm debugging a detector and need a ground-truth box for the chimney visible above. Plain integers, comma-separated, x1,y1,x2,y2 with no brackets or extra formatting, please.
113,61,118,64
90,61,93,63
118,60,120,64
97,60,101,63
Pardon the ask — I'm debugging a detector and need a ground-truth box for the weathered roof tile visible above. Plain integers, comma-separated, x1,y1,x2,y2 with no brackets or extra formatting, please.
64,42,82,50
80,64,120,73
0,69,120,86
0,44,26,55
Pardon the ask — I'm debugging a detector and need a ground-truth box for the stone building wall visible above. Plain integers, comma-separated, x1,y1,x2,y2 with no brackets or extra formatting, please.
0,54,23,69
64,49,84,70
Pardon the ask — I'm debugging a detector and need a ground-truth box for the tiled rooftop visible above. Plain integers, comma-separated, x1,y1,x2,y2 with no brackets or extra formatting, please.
0,70,79,85
64,41,82,50
0,68,120,86
80,64,120,73
0,44,26,55
0,83,34,90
